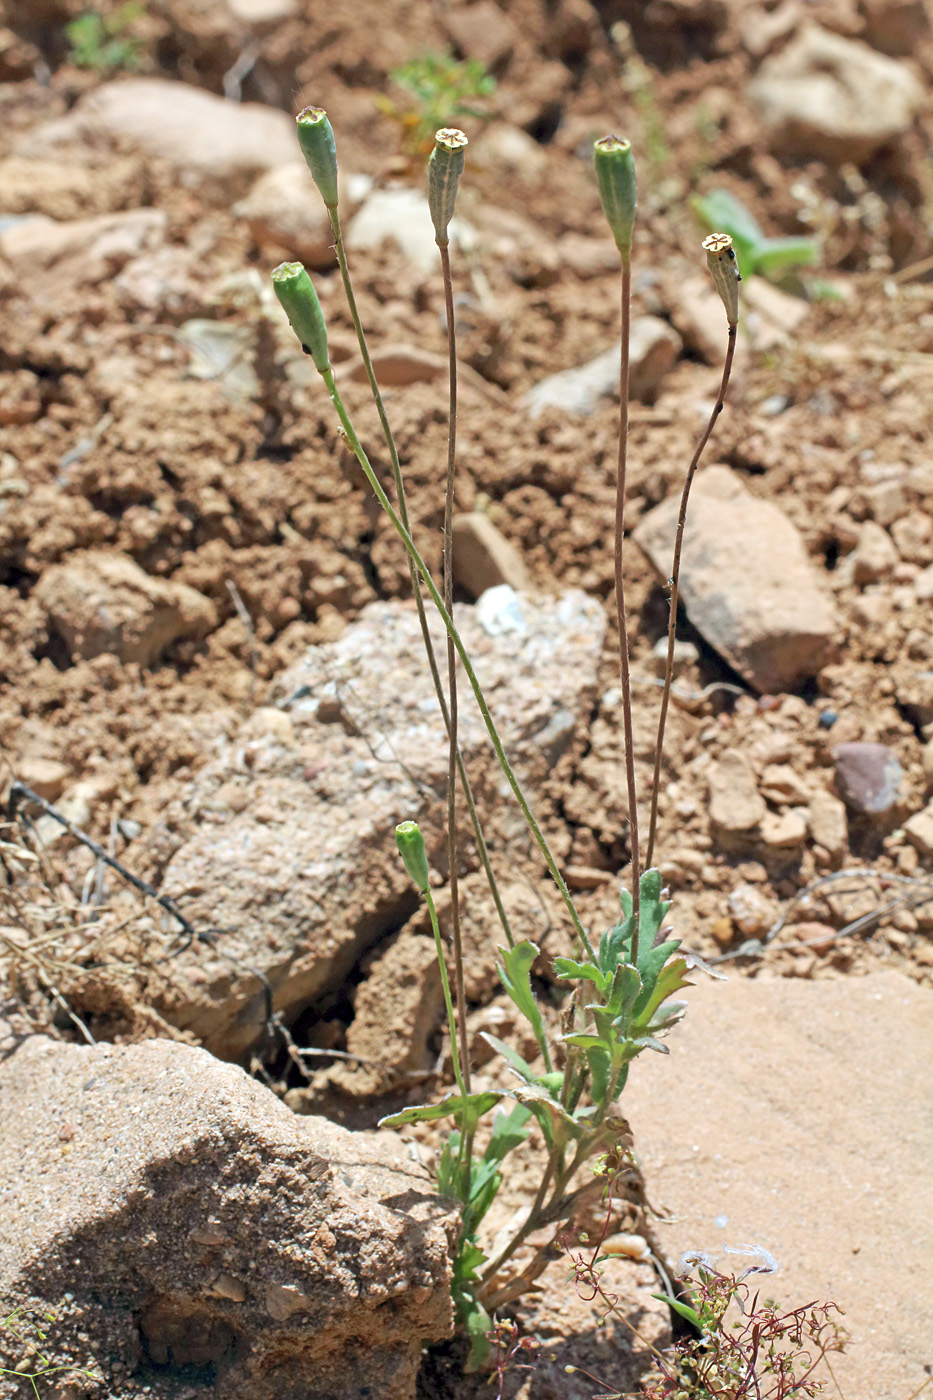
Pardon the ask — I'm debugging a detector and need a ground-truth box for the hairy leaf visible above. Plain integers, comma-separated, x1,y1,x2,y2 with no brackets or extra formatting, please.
379,1090,503,1132
498,940,548,1056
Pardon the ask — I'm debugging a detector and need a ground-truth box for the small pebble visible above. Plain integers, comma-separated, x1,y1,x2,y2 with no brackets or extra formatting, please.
833,741,903,816
602,1233,651,1261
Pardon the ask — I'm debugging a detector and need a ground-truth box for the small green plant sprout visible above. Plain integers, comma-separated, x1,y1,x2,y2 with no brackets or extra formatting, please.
692,188,817,282
65,3,143,72
378,50,495,154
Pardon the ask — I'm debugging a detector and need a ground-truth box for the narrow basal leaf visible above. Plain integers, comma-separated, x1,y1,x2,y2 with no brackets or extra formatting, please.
479,1031,535,1084
553,956,610,993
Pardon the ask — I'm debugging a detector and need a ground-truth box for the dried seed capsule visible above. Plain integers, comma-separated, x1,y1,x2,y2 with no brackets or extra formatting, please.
702,232,741,326
395,820,431,893
428,127,468,245
594,135,637,258
296,105,339,210
271,261,330,374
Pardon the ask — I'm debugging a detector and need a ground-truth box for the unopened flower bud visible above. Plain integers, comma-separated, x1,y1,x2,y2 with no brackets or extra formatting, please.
271,261,330,373
395,821,431,893
428,128,468,245
594,135,637,258
296,105,339,210
702,232,741,326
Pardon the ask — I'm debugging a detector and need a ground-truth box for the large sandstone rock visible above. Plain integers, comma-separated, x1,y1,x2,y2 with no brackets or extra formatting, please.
635,465,838,694
626,972,933,1400
156,589,605,1056
0,1037,455,1400
749,23,924,163
35,550,217,666
15,79,297,196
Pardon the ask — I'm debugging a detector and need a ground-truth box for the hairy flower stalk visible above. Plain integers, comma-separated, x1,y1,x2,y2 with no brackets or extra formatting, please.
429,126,471,1101
594,134,642,960
645,233,740,868
293,107,516,954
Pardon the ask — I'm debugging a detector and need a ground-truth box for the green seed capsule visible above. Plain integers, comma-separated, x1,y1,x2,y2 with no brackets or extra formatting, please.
271,261,330,374
428,127,468,245
594,135,637,258
395,820,431,893
702,232,741,325
296,105,339,210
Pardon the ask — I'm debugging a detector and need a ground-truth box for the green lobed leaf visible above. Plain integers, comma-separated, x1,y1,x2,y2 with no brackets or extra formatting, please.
511,1083,582,1150
606,963,641,1020
553,956,610,993
562,1032,607,1053
634,955,692,1029
631,938,680,1019
497,941,548,1054
635,868,670,966
378,1090,503,1132
598,913,634,977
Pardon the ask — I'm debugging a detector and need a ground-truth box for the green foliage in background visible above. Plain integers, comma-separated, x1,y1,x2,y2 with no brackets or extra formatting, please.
692,188,818,281
65,3,143,72
378,50,495,154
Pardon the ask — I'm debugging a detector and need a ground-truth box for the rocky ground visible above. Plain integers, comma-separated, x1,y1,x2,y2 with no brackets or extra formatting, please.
1,1,932,1397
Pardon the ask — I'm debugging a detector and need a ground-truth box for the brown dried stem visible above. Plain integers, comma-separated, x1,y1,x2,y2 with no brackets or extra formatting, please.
645,323,737,869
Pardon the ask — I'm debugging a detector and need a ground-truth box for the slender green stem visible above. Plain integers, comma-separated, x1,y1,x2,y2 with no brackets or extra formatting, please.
438,238,470,1097
424,886,467,1101
320,365,596,962
327,207,515,951
645,323,737,869
615,255,641,962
